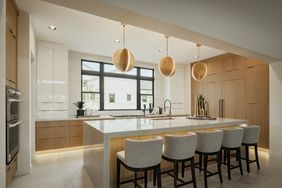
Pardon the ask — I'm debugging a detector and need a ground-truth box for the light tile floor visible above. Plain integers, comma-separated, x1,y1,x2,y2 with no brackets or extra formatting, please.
8,149,282,188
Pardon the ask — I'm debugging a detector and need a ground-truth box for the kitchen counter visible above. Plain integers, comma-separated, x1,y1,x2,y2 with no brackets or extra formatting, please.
83,117,247,188
35,115,114,122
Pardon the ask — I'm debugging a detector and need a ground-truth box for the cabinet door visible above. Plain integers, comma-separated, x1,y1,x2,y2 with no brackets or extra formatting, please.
37,46,54,103
6,0,18,37
222,79,245,119
170,67,185,113
203,82,221,117
53,48,68,109
6,27,17,86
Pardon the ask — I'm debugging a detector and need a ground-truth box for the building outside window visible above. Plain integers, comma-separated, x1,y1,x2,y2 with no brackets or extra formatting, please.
81,60,154,110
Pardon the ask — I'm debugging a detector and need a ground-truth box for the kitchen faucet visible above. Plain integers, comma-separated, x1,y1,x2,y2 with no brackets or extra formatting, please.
164,99,172,119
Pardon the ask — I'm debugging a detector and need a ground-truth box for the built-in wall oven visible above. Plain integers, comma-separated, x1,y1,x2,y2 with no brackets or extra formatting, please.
6,86,22,164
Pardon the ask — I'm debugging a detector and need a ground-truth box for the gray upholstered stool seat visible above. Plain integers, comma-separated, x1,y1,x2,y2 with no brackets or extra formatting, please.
195,129,223,188
160,132,197,188
116,136,163,188
220,127,244,180
240,124,261,173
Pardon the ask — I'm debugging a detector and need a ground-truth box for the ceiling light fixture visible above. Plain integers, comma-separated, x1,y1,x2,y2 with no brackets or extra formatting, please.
114,39,120,43
112,24,135,72
48,25,56,31
191,44,208,81
158,35,175,77
158,49,164,53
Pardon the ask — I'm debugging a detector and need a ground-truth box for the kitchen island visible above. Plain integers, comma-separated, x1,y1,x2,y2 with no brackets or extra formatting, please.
83,117,247,188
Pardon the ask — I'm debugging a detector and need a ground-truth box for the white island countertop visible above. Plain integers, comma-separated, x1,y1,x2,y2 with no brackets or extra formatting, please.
84,117,247,138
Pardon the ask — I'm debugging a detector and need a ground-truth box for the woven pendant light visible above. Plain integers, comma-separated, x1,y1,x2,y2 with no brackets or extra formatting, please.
112,24,135,72
191,44,207,81
159,36,175,77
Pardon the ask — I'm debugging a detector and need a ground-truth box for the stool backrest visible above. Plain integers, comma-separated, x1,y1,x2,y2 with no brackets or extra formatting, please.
125,136,163,168
241,125,261,144
196,130,223,153
221,127,244,148
163,132,197,160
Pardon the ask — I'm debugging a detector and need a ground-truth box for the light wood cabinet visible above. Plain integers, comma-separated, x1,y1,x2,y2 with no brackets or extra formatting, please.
191,53,269,148
6,0,18,87
36,120,84,151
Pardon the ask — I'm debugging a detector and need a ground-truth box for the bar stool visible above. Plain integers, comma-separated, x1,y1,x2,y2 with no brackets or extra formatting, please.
161,133,197,188
196,130,223,188
240,125,261,173
221,127,244,180
116,136,163,188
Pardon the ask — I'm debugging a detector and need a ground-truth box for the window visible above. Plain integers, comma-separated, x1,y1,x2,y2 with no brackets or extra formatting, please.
81,60,154,110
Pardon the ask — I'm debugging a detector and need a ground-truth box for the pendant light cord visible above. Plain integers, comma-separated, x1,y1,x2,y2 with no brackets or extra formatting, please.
166,36,169,57
123,24,125,49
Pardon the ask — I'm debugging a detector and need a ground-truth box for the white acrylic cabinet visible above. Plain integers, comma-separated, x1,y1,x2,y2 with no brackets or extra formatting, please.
36,42,68,119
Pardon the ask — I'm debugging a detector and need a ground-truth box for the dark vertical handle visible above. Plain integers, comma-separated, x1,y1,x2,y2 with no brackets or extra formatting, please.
219,99,224,118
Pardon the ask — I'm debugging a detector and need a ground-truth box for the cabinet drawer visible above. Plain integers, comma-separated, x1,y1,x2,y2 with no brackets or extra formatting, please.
36,138,70,151
36,126,70,139
70,136,83,147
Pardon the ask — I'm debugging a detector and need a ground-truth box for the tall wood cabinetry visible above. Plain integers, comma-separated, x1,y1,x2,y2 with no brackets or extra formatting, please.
191,54,269,148
6,0,18,88
36,42,69,119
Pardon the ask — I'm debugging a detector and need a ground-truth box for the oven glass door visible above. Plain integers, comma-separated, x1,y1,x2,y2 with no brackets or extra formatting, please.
7,99,20,121
6,120,21,164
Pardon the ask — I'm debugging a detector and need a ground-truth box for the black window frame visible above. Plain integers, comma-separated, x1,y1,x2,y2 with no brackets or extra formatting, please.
81,59,155,111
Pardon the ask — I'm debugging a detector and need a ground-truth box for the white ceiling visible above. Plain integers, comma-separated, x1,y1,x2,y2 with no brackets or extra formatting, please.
16,0,224,64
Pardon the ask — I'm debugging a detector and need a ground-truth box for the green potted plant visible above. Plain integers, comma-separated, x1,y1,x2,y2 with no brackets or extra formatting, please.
73,101,85,116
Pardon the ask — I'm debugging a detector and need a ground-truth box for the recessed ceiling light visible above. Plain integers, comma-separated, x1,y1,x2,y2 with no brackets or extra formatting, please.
158,49,164,53
48,25,56,31
114,39,120,43
193,56,199,60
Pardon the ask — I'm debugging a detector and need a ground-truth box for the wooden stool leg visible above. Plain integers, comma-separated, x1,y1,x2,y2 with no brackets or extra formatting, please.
204,154,208,188
227,149,231,180
144,170,148,188
245,145,250,173
116,159,121,188
238,148,243,175
157,165,162,188
217,152,223,183
191,158,197,188
199,154,202,172
254,144,260,170
174,161,178,188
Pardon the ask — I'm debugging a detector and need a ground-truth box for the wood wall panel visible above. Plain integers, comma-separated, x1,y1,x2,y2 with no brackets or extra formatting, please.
191,53,269,148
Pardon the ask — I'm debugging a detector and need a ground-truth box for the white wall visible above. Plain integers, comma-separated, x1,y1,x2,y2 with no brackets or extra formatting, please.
17,11,32,175
68,51,190,116
0,0,6,187
269,62,282,157
29,22,36,159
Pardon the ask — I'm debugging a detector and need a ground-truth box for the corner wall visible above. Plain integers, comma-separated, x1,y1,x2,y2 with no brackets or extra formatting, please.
269,62,282,157
0,0,6,187
17,11,32,175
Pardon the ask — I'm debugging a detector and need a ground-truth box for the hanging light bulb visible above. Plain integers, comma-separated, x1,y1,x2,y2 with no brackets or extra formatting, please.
112,24,136,72
159,35,175,77
191,44,208,81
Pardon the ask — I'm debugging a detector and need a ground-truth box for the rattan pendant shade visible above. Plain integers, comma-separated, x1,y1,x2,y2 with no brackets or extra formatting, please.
112,24,135,72
191,44,208,81
158,36,175,77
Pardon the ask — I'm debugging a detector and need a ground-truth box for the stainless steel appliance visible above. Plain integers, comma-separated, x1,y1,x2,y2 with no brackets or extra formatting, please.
6,86,22,164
